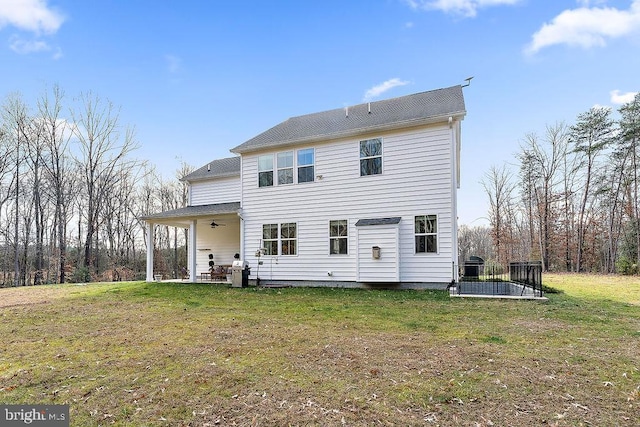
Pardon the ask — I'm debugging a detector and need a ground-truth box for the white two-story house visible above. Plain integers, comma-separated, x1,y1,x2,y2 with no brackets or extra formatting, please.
142,85,466,289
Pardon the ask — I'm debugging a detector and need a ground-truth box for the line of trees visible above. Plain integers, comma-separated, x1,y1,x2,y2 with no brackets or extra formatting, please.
0,86,191,286
479,93,640,274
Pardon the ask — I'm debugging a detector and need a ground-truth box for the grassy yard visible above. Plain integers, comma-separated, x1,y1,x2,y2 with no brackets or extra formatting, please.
0,275,638,426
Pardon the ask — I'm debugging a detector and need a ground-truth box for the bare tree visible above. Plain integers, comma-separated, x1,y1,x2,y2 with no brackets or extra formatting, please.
1,94,30,285
70,92,139,273
0,112,16,231
518,124,567,271
38,85,77,283
458,224,494,265
559,134,580,272
481,164,516,267
24,104,48,285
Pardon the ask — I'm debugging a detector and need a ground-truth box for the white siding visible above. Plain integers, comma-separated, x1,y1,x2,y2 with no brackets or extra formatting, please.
190,176,240,206
356,225,399,282
240,122,456,285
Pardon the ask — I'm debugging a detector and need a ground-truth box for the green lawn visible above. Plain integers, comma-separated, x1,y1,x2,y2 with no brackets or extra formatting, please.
0,275,638,426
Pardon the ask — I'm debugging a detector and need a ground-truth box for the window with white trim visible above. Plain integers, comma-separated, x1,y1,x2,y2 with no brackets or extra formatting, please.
277,151,294,185
262,224,278,255
360,138,382,176
329,220,348,255
262,223,297,256
258,155,274,187
297,148,314,183
280,223,297,255
415,215,437,253
258,149,316,187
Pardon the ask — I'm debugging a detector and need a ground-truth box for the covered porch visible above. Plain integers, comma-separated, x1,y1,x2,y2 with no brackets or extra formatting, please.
140,202,242,283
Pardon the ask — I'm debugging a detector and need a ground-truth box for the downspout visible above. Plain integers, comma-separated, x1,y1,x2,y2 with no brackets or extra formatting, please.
239,210,245,263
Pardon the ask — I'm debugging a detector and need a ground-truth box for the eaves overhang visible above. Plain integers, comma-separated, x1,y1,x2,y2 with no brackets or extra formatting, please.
139,202,240,227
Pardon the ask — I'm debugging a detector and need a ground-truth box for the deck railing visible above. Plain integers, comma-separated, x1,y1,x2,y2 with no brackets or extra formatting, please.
455,260,543,297
509,261,543,297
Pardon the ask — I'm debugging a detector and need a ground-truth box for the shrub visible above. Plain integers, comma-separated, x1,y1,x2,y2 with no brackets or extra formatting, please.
616,257,638,275
70,266,92,283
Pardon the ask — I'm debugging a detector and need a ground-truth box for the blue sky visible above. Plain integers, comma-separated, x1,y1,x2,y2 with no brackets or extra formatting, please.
0,0,638,225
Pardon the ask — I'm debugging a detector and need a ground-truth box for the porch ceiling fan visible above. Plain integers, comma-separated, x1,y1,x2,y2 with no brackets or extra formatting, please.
210,220,226,228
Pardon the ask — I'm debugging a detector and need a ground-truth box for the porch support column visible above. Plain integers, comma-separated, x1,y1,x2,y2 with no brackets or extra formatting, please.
145,222,154,282
189,220,197,282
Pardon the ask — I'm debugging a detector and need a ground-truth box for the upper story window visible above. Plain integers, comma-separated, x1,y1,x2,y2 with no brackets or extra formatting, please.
297,148,314,183
329,220,348,255
415,215,437,253
277,151,294,185
258,155,274,187
360,138,382,176
258,149,315,187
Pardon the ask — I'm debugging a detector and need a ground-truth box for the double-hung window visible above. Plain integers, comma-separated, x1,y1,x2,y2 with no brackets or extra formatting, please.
262,223,297,256
258,149,315,186
415,215,437,253
258,155,274,187
262,224,279,255
329,220,348,255
280,223,297,255
297,148,314,183
277,151,294,185
360,138,382,176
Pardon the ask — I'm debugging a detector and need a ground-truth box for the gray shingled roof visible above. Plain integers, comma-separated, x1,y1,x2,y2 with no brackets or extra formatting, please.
231,85,465,154
183,156,240,182
140,202,240,221
355,217,402,226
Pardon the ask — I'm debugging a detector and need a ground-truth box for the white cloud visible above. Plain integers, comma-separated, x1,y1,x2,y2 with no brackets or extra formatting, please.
9,34,49,53
610,89,638,105
526,0,640,54
404,0,521,18
363,78,410,101
0,0,65,34
8,33,61,58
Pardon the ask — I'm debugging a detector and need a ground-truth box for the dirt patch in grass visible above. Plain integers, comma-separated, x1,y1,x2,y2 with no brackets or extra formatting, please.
0,285,75,308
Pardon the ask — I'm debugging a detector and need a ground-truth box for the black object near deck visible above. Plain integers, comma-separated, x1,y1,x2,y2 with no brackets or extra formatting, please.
452,260,544,298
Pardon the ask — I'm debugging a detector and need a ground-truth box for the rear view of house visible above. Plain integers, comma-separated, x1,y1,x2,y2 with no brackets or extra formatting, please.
142,85,466,289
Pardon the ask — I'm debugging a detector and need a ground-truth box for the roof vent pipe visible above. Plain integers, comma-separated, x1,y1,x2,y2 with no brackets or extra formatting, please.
345,106,348,118
207,164,211,172
368,102,371,114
